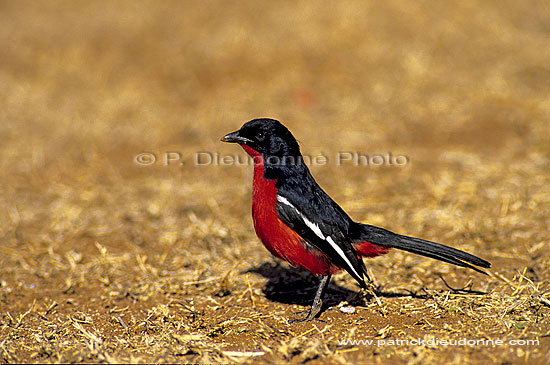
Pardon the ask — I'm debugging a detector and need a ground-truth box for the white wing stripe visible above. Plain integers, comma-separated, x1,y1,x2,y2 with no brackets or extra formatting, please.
277,195,362,279
276,195,292,207
326,236,361,279
277,196,324,238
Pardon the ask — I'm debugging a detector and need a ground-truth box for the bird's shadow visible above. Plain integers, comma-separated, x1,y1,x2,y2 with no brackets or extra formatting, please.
245,261,429,310
245,261,356,308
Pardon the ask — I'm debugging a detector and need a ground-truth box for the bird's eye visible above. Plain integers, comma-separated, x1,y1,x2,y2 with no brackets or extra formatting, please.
256,132,265,142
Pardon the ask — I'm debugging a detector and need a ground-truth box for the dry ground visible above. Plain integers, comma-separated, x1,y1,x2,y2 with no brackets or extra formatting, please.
1,0,549,363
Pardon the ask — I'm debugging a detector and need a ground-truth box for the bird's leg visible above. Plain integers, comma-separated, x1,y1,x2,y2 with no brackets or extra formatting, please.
290,275,331,323
358,270,381,305
364,272,377,292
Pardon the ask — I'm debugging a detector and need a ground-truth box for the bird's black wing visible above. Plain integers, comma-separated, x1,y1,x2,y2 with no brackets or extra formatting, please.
275,172,368,287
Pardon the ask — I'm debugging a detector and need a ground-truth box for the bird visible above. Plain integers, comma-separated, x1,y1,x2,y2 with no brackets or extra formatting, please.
221,118,491,322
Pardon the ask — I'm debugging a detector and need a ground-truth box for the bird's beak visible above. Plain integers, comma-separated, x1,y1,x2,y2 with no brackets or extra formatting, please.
220,130,252,144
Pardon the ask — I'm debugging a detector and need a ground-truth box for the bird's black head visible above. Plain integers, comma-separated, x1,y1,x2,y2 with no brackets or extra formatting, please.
221,118,302,159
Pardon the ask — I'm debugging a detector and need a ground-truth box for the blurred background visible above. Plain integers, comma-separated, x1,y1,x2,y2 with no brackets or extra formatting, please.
0,0,549,362
1,0,548,255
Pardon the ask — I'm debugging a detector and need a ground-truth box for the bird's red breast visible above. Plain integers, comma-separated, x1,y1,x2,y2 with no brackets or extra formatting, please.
242,145,341,275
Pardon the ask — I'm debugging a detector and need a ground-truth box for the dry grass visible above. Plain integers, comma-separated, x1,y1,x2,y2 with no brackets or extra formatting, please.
1,0,549,363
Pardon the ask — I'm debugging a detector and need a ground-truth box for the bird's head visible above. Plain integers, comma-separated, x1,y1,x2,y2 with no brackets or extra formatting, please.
221,118,302,161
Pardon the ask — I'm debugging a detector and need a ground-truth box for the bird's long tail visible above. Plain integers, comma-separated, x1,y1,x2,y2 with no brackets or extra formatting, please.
355,224,491,274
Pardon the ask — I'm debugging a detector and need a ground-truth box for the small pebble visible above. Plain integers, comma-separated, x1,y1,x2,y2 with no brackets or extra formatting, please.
339,306,355,314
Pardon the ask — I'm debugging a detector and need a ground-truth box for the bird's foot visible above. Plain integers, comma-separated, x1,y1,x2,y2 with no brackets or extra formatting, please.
288,300,324,323
363,280,380,295
288,312,326,324
291,308,310,316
